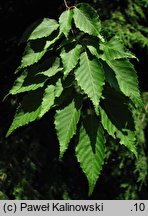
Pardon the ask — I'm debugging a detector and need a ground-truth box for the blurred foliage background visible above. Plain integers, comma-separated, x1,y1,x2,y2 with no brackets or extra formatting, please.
0,0,148,199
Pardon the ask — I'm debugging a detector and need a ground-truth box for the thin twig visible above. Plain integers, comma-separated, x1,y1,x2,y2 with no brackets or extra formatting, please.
64,0,69,9
64,0,75,10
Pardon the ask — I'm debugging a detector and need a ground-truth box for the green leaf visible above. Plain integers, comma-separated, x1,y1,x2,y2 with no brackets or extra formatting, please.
6,84,57,136
73,3,103,40
100,107,137,157
39,85,55,118
59,10,73,37
75,52,105,114
9,70,28,94
44,32,62,49
101,61,120,91
117,129,137,157
76,116,105,196
55,100,81,158
10,58,63,95
28,18,59,40
107,59,143,107
103,86,135,130
17,42,47,71
9,70,47,95
54,78,63,98
99,107,116,139
58,37,76,50
19,19,44,44
83,36,101,59
17,33,62,72
60,44,82,77
100,37,136,61
87,44,101,59
6,89,44,137
37,57,63,77
100,87,137,156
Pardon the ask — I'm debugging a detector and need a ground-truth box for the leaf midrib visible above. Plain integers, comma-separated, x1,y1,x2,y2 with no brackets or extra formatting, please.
85,52,98,104
75,7,98,35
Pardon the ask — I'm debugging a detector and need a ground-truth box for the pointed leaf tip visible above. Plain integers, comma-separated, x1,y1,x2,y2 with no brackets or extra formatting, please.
55,100,81,158
73,3,102,40
76,117,105,196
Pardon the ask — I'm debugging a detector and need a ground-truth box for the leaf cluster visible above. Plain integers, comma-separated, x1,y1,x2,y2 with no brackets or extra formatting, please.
99,0,148,48
6,3,144,195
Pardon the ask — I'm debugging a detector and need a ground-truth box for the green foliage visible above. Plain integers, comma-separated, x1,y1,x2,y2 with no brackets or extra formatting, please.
100,107,137,156
73,3,102,40
20,18,59,42
75,51,105,114
6,2,144,195
55,100,81,158
99,38,136,60
107,59,142,107
98,0,148,48
76,116,105,196
59,9,73,37
60,44,82,77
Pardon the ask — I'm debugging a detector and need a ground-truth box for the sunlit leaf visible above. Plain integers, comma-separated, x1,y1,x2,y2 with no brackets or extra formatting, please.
76,115,105,196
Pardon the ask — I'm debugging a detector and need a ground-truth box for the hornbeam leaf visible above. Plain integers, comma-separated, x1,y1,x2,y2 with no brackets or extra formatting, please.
99,107,137,156
75,52,105,114
73,3,103,40
6,85,57,137
59,10,73,37
10,58,62,95
54,78,63,98
107,59,143,107
87,44,101,59
99,107,116,139
37,57,63,77
58,37,76,50
60,44,82,77
44,32,61,49
19,19,43,44
9,70,28,95
55,100,81,158
6,89,44,137
117,130,137,157
28,18,59,40
102,86,135,131
84,36,101,59
17,33,62,72
9,70,47,95
40,68,62,78
100,38,136,61
101,61,120,92
17,42,47,70
39,85,55,118
76,116,105,196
